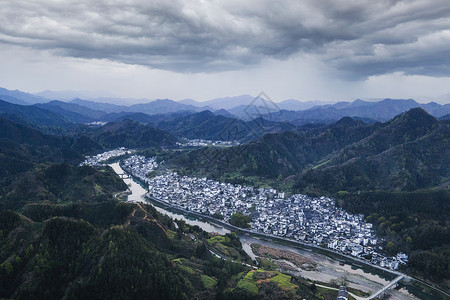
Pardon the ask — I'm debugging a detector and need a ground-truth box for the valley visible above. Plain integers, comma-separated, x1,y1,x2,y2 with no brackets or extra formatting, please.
0,92,449,299
2,2,450,298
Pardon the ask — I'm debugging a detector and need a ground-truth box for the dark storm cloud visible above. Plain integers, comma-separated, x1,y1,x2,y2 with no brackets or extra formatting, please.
0,0,449,77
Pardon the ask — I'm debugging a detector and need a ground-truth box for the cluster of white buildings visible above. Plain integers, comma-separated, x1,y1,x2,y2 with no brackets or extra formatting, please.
86,121,107,126
148,171,255,218
121,155,158,183
145,170,407,270
80,147,133,166
176,139,240,147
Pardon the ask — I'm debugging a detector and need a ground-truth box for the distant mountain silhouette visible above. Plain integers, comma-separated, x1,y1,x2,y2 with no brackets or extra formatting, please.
35,100,107,123
72,98,212,115
257,98,450,122
0,86,49,104
194,95,255,110
130,99,211,115
0,95,29,105
0,99,72,131
70,98,129,113
277,99,332,111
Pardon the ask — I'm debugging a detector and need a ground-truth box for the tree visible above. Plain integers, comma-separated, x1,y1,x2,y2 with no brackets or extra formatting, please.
229,213,251,228
212,211,223,220
2,262,13,274
386,241,396,255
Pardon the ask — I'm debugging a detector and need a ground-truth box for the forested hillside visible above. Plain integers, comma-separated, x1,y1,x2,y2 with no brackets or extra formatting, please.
0,164,328,300
0,99,73,134
85,119,178,149
157,110,295,142
0,117,101,186
1,199,333,299
298,108,449,193
0,164,127,211
175,108,449,193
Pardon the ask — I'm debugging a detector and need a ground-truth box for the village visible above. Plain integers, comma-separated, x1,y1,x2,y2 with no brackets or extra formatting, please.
82,149,408,271
121,155,159,182
80,147,134,167
121,155,407,271
176,138,240,147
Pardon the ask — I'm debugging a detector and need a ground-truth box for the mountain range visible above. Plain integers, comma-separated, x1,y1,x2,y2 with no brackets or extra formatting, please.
1,87,449,293
174,108,450,194
0,99,73,133
0,87,48,104
70,98,212,115
2,86,449,125
180,95,332,111
1,85,449,193
258,98,450,123
6,95,446,195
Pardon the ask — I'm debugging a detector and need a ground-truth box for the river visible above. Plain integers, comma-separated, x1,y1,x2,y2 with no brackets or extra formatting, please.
109,162,436,300
110,163,230,234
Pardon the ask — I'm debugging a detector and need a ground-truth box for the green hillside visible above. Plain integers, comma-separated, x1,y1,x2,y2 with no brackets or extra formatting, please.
157,110,295,142
174,108,449,193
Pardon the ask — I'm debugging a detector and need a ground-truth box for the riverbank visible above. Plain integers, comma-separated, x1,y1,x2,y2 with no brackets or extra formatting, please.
111,161,405,281
146,193,400,279
109,162,446,299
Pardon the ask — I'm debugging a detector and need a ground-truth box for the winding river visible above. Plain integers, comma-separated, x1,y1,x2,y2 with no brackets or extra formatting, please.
110,163,230,234
109,162,439,300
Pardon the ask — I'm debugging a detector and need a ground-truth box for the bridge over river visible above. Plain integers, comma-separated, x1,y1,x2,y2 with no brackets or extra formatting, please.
368,274,405,299
316,274,404,300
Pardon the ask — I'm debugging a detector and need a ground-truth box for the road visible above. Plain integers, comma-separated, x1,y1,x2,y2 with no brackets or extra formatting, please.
146,193,402,278
316,274,404,300
367,274,404,299
208,248,257,270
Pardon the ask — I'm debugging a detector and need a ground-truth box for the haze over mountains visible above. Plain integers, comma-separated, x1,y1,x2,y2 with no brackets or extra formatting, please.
1,86,449,128
4,84,448,198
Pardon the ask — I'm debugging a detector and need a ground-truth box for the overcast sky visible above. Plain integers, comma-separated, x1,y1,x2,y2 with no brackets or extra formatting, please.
1,0,450,103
